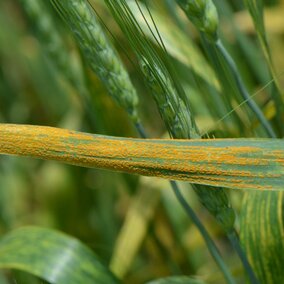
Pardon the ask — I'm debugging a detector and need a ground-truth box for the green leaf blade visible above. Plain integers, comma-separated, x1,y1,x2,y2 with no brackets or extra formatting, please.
240,192,284,283
0,226,119,284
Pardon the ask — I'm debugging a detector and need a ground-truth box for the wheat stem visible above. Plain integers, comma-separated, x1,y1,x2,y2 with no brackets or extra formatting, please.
214,39,276,138
177,0,276,138
228,230,259,284
170,181,235,284
135,122,147,139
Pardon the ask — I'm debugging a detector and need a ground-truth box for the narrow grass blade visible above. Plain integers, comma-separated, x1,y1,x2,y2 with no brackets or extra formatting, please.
0,124,283,191
240,191,284,283
110,177,161,278
0,226,119,284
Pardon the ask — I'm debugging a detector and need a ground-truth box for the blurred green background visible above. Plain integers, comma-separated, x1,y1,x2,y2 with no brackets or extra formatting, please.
0,0,284,283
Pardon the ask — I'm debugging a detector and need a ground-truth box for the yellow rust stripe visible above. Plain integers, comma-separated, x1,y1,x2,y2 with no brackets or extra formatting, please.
0,124,283,190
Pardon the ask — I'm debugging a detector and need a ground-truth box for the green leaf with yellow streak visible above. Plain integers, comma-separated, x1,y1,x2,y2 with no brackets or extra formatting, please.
0,226,119,283
0,124,283,191
240,191,284,283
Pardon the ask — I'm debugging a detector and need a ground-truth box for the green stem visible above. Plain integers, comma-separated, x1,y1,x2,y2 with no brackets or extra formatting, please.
135,122,147,138
228,230,259,284
135,122,235,284
214,39,276,138
170,181,235,284
214,38,272,283
199,36,264,283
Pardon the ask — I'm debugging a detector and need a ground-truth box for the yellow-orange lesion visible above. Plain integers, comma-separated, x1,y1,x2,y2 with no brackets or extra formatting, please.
0,124,283,191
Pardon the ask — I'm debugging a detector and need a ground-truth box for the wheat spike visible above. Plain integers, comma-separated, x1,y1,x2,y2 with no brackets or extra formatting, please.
50,0,139,122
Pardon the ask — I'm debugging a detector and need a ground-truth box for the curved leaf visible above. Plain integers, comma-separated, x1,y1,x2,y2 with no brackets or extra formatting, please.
0,124,283,190
240,192,284,283
0,226,119,284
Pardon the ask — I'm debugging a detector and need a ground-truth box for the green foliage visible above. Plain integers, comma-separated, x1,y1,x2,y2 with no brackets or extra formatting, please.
0,226,119,284
50,0,139,122
105,0,198,139
0,0,283,283
243,0,284,135
176,0,219,41
103,0,236,237
240,192,284,283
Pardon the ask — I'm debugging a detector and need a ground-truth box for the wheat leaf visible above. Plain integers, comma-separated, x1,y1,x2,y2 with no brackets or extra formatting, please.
0,124,283,191
240,191,284,283
110,178,161,278
0,226,119,284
